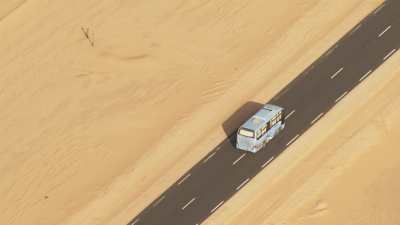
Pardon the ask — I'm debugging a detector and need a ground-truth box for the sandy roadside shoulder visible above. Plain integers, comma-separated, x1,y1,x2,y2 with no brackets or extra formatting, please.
288,71,400,225
109,1,384,225
0,1,385,225
266,50,400,225
203,27,400,225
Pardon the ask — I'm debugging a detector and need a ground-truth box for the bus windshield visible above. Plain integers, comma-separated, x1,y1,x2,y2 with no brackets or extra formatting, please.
238,128,254,138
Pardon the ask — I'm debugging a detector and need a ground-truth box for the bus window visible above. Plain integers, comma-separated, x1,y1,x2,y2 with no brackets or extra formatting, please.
238,128,254,138
236,104,286,152
256,130,262,140
277,113,282,121
271,116,276,126
262,126,267,135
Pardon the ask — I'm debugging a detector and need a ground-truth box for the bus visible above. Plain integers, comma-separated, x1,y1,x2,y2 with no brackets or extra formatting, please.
236,104,285,153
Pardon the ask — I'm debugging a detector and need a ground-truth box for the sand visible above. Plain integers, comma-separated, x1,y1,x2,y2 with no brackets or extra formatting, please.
1,0,398,225
204,48,400,225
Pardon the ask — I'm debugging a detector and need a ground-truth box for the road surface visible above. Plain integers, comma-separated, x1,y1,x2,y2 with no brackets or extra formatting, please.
128,1,400,224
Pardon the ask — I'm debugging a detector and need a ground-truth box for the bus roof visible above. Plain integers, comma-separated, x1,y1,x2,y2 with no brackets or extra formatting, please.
241,104,283,131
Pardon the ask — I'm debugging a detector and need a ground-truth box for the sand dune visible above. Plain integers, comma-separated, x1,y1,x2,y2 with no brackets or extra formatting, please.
2,0,399,225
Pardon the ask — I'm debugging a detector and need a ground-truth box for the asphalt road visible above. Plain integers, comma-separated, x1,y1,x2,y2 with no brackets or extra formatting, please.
128,1,400,224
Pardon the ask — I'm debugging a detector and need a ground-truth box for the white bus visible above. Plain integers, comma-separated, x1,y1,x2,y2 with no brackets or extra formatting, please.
236,104,285,153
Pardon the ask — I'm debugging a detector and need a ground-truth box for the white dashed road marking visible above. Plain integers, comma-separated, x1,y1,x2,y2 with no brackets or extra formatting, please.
383,48,397,61
130,219,140,225
286,134,299,146
378,25,391,37
210,201,224,213
182,197,196,210
153,195,166,207
261,157,274,168
232,153,246,165
350,23,362,35
330,67,344,79
325,44,338,56
359,70,372,82
235,178,250,190
203,152,216,164
303,64,315,75
373,3,385,14
335,91,348,103
285,110,295,120
178,173,191,185
310,112,324,125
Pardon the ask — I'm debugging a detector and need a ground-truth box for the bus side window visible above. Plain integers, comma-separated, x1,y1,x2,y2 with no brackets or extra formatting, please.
256,129,262,140
277,112,281,121
262,126,267,135
266,121,270,130
271,116,276,126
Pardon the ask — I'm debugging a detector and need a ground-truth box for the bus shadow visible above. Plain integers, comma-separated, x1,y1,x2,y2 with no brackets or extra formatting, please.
222,101,264,147
127,1,390,223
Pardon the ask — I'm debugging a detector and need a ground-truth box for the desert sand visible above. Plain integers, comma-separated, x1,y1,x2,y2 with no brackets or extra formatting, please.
204,36,400,225
1,0,398,225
